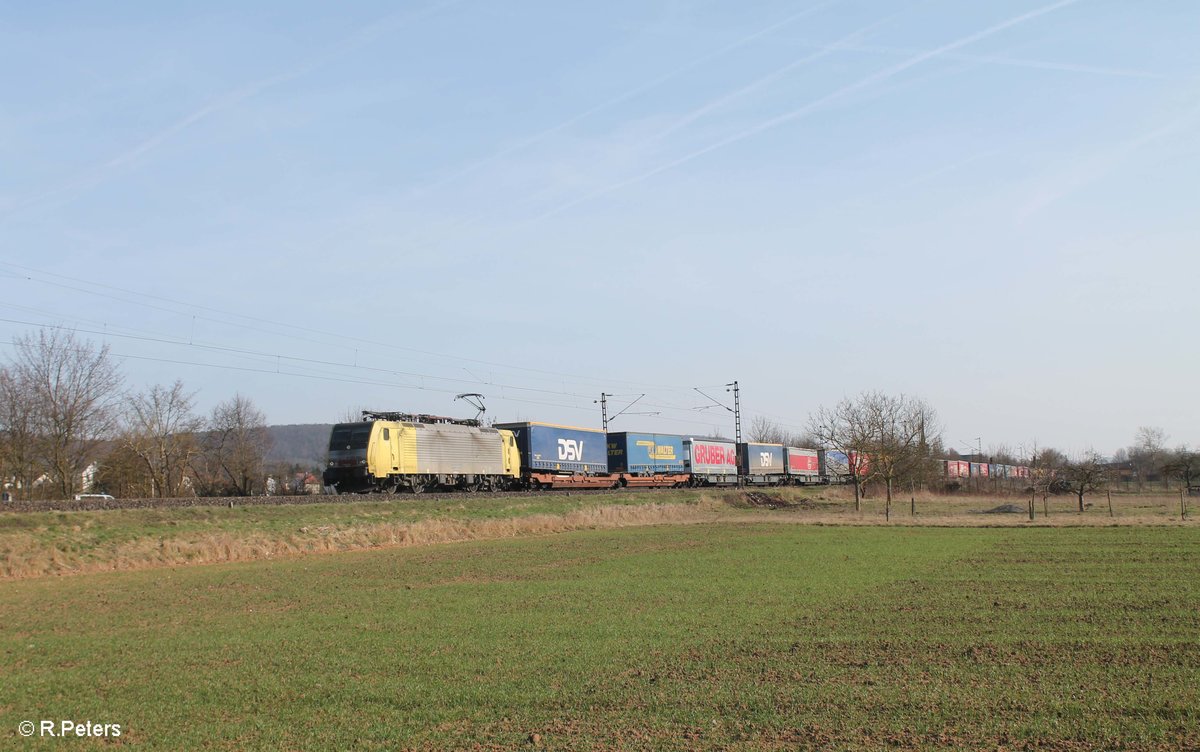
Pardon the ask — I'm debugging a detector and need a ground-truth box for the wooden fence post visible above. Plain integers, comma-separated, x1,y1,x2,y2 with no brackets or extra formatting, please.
1108,490,1113,518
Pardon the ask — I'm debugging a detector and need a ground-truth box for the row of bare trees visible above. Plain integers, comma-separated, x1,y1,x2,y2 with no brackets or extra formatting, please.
796,393,1198,511
0,329,271,499
1024,435,1199,512
1112,426,1200,491
753,393,1199,515
805,392,943,511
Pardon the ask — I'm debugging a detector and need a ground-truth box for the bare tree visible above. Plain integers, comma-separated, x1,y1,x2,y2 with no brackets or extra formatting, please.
202,394,271,496
122,380,205,497
338,405,371,423
1062,450,1110,512
862,392,941,505
92,442,154,498
0,366,41,498
1163,447,1200,493
988,443,1020,465
1130,426,1168,489
748,415,790,444
808,396,873,511
8,329,122,497
1026,443,1066,508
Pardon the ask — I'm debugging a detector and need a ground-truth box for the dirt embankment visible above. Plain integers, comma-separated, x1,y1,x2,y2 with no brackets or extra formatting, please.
0,489,627,514
725,491,820,510
0,500,725,580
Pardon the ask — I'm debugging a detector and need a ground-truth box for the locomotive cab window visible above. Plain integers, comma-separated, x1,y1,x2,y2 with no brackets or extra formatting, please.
329,424,372,450
382,428,390,441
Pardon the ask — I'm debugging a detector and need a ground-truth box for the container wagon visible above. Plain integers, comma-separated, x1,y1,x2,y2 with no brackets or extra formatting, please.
493,421,613,489
738,442,786,486
606,432,688,487
944,460,970,479
683,437,738,486
784,446,821,485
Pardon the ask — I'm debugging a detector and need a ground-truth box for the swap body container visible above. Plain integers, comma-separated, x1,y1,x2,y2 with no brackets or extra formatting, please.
683,438,738,485
606,432,685,474
739,442,786,485
944,460,970,479
785,447,821,483
493,422,607,474
969,462,990,478
820,450,849,479
819,450,870,481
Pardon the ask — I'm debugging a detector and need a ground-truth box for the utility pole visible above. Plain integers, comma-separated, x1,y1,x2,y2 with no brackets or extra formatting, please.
727,381,742,488
694,381,741,448
595,393,610,432
727,381,741,445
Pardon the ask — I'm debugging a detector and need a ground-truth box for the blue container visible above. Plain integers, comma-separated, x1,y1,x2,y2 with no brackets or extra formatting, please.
494,422,607,473
607,432,685,474
738,443,785,475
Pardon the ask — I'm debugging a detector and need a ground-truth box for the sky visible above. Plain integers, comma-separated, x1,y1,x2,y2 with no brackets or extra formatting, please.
2,0,1198,458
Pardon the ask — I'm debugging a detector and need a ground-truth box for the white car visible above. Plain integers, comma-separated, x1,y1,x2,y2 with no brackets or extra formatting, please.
74,493,116,501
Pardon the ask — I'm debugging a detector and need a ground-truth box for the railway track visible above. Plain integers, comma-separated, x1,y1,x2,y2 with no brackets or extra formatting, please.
0,486,665,513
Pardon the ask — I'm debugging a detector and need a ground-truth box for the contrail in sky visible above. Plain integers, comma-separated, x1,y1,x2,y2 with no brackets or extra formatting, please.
411,0,846,195
304,1,846,249
649,8,911,144
2,0,463,221
1019,96,1200,220
530,0,1086,223
792,40,1171,80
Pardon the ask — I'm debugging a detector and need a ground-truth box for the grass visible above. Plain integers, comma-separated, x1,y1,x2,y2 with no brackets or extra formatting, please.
1,523,1197,749
1,487,1193,578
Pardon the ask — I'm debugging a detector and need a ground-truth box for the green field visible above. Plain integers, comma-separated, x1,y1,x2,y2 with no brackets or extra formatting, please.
2,522,1197,750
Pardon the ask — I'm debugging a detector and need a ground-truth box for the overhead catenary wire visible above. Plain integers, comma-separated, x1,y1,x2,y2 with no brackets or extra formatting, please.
0,325,803,434
0,290,783,422
0,336,746,433
0,261,696,392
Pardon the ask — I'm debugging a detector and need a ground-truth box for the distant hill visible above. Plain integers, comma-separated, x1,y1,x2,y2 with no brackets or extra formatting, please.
266,424,331,467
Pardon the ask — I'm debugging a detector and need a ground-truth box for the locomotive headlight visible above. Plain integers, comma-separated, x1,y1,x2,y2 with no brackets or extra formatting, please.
359,459,367,465
328,461,334,467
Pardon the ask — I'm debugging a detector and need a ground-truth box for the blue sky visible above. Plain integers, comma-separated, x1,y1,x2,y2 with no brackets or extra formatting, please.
2,0,1198,456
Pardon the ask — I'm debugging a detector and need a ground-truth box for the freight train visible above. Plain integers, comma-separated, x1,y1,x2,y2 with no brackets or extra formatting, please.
322,412,1032,494
321,413,845,493
940,459,1031,482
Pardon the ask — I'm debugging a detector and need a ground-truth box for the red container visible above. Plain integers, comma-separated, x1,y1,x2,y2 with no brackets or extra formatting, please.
786,447,820,473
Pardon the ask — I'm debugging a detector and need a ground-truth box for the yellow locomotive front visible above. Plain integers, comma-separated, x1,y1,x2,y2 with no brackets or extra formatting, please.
323,413,520,493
